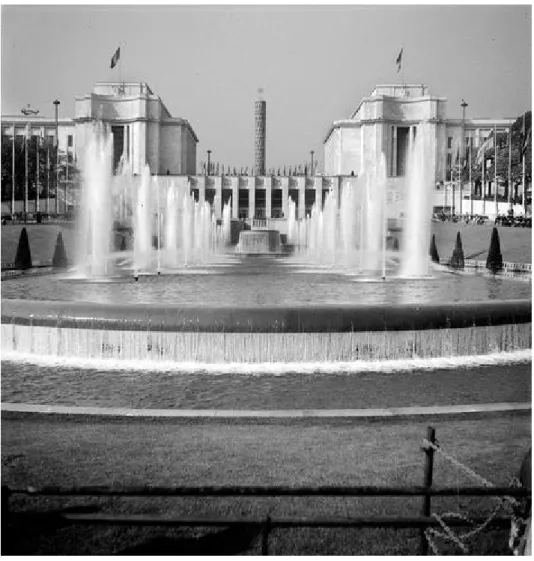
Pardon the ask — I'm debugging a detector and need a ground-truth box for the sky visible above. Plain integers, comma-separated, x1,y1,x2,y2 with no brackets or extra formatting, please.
1,3,532,172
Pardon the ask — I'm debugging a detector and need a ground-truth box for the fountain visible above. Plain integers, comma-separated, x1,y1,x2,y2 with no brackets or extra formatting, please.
75,122,114,277
400,123,435,278
1,122,531,369
73,123,230,277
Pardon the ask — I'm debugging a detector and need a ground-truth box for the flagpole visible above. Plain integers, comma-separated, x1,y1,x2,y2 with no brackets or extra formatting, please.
46,139,50,215
522,148,526,216
522,113,527,216
451,154,455,216
469,136,473,215
24,122,29,220
482,148,486,215
493,124,497,219
11,121,15,216
36,134,40,214
119,41,123,87
65,148,69,216
508,127,512,212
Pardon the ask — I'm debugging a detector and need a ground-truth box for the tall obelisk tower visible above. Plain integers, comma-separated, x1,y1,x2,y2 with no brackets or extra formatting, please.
254,88,266,176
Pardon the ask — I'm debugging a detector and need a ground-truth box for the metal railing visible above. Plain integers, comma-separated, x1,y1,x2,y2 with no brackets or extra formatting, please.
2,427,530,555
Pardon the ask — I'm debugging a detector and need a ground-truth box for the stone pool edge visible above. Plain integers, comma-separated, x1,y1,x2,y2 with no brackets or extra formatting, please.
2,401,531,420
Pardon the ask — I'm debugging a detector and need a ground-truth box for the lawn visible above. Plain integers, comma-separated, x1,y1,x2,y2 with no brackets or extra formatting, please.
2,413,530,555
1,221,531,267
1,223,76,266
431,221,532,264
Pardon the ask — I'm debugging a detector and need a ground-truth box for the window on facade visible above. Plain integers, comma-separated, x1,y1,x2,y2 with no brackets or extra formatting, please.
271,189,283,218
111,126,124,173
68,135,73,147
238,188,249,219
396,127,410,177
288,189,299,218
447,137,453,149
304,190,316,217
255,189,266,219
446,154,452,167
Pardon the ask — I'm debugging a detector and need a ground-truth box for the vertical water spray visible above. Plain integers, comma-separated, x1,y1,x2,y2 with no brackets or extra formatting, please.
400,125,434,277
165,183,179,267
133,165,153,273
76,122,114,277
222,202,232,246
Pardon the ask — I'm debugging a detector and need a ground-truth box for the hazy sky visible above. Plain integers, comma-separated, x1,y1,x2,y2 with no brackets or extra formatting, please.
2,4,531,171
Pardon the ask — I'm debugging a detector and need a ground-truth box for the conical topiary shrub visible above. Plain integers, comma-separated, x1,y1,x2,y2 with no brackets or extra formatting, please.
429,234,440,263
486,227,503,273
52,232,68,268
450,232,464,269
14,227,32,269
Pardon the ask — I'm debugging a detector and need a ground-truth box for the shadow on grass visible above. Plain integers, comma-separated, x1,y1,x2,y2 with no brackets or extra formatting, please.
114,524,261,555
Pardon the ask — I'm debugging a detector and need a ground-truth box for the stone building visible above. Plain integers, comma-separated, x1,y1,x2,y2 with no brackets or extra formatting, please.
73,82,197,175
323,84,519,216
2,81,525,220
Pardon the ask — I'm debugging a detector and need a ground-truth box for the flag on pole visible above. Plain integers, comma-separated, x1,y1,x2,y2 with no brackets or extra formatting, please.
396,48,403,73
475,133,494,166
110,47,121,69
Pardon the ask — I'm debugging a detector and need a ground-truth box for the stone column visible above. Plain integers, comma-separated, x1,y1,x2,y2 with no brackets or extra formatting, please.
198,175,206,204
248,177,255,220
315,176,322,211
281,177,289,220
298,178,306,219
333,176,340,210
213,176,222,220
232,179,239,220
265,176,272,220
392,125,397,177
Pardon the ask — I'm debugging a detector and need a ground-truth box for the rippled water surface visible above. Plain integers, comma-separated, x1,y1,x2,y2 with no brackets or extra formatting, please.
2,256,531,305
1,360,530,410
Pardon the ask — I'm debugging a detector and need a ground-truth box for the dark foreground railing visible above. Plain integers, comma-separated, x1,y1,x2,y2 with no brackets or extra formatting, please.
2,427,531,555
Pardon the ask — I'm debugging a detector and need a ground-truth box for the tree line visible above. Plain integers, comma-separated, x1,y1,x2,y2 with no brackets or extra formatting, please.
1,136,79,204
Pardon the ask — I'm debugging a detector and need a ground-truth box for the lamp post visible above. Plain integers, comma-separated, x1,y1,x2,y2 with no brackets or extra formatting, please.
310,151,314,176
53,99,60,215
11,120,15,217
20,104,39,221
460,99,468,217
207,150,212,176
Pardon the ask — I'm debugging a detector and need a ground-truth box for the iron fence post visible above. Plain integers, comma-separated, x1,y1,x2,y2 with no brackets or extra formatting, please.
262,515,271,555
2,486,12,552
420,427,436,555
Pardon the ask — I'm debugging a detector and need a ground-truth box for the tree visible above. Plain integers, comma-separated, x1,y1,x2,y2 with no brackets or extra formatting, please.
464,112,532,201
1,136,79,209
15,227,32,269
450,232,464,269
486,227,503,273
52,231,68,268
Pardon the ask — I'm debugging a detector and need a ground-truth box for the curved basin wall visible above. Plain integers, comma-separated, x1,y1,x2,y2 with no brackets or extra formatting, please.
1,299,531,363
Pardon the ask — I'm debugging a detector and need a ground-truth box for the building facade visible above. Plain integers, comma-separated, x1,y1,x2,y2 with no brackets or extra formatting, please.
2,81,527,220
323,84,520,216
74,82,197,175
2,81,198,178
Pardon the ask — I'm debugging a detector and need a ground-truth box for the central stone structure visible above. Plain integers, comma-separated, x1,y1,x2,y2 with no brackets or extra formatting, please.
237,229,281,254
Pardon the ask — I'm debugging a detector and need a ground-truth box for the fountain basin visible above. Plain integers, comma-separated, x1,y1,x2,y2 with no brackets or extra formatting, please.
2,298,531,364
